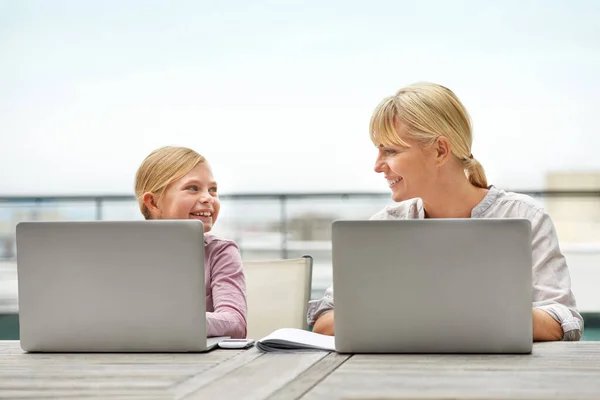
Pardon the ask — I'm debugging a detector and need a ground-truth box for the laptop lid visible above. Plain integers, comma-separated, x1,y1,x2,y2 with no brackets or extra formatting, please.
332,219,533,354
16,220,221,352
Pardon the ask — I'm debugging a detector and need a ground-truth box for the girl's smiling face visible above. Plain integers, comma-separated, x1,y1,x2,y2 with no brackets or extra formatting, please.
145,163,220,232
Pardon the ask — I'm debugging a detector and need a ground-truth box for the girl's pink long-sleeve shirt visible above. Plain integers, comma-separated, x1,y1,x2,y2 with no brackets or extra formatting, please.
204,234,247,339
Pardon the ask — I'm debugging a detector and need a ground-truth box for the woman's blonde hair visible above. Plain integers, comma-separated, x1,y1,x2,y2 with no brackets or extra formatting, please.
370,82,487,188
134,146,206,219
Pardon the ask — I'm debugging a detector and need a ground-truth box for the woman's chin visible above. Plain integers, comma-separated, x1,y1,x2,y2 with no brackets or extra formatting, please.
391,190,406,203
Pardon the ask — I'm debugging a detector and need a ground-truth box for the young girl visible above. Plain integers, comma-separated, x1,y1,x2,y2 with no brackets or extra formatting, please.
308,82,583,342
134,146,247,338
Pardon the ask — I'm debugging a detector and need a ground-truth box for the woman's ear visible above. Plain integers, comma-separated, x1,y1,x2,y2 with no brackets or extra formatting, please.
434,136,451,167
142,192,161,219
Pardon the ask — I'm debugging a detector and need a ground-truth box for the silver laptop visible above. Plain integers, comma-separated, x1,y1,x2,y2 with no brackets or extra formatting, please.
332,219,533,354
16,220,227,352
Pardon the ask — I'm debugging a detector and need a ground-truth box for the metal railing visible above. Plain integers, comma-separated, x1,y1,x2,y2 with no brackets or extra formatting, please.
1,189,600,319
1,189,600,260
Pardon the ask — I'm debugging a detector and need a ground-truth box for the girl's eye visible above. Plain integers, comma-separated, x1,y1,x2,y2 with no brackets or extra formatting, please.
384,149,397,155
209,187,218,193
187,185,198,191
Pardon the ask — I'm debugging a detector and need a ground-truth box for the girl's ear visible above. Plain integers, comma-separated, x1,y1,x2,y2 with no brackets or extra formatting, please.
142,192,161,219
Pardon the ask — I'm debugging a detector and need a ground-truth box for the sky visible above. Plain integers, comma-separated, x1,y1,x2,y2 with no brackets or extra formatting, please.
1,0,599,196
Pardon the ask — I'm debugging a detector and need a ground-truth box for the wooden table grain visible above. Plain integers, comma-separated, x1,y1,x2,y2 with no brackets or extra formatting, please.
1,341,599,400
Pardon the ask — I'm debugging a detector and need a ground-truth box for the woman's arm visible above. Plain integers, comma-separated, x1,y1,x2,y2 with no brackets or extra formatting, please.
206,240,247,338
530,210,583,341
533,308,563,341
307,286,335,336
314,308,564,340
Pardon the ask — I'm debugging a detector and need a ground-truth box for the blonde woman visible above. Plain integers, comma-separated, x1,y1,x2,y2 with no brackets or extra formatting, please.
135,146,247,338
308,82,583,342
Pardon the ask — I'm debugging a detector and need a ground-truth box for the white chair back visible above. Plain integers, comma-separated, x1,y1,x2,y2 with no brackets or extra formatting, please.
244,256,313,339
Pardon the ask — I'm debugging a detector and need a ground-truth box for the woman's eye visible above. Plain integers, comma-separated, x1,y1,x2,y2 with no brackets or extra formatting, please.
384,149,397,155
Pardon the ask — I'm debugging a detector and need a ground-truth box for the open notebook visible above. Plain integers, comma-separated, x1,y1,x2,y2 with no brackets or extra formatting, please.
256,328,335,352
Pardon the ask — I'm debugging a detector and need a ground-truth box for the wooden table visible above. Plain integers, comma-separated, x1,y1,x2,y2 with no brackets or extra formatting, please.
1,341,599,399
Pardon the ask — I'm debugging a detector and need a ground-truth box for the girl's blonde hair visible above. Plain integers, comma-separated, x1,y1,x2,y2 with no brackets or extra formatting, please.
134,146,206,219
369,82,487,188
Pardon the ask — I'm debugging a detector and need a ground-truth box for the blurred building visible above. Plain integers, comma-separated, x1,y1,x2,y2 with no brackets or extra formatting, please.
286,212,334,241
545,171,600,244
0,209,65,258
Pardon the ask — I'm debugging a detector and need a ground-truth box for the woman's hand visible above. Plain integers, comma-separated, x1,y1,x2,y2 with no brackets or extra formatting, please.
313,311,335,336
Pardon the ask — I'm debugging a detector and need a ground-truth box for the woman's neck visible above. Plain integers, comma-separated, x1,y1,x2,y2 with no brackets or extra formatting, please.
422,176,488,219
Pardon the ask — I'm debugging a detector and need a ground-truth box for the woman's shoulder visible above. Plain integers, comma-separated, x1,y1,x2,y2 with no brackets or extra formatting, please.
369,198,422,220
482,186,546,219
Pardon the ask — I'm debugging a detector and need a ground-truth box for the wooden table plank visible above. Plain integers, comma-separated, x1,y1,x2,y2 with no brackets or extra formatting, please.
2,341,600,400
183,349,330,400
267,352,350,400
0,392,168,400
0,340,245,399
172,347,263,399
0,389,170,400
301,342,600,400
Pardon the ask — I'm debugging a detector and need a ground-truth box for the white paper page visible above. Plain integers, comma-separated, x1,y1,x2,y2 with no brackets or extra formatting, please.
259,328,335,350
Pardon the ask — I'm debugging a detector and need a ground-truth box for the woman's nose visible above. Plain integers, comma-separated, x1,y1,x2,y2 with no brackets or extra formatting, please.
374,157,387,173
